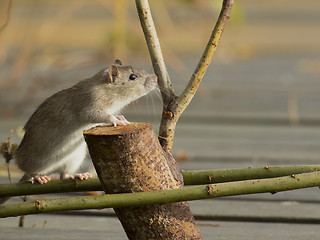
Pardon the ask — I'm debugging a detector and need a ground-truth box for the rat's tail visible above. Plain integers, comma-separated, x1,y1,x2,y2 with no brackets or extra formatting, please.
0,196,10,205
0,174,31,205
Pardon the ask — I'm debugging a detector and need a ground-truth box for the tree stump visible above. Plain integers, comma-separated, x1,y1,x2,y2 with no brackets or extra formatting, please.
84,122,202,240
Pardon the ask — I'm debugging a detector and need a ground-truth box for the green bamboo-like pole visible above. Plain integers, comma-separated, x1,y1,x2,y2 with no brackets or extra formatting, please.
0,177,102,198
1,165,319,198
182,165,320,185
1,171,319,218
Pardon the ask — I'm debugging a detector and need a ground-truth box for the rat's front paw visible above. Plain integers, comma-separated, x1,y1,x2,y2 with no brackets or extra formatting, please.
109,114,130,127
32,175,51,184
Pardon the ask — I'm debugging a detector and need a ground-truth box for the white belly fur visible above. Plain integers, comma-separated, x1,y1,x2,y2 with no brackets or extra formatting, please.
43,123,99,175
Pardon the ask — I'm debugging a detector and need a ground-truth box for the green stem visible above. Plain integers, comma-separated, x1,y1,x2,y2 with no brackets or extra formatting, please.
0,177,102,198
1,171,319,218
1,165,319,197
182,165,320,185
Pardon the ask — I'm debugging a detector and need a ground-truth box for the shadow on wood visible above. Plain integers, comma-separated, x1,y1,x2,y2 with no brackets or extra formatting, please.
84,122,202,239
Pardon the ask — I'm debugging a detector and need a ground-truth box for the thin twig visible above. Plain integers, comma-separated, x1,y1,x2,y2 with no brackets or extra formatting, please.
6,164,12,184
157,0,234,152
135,0,175,105
176,0,234,115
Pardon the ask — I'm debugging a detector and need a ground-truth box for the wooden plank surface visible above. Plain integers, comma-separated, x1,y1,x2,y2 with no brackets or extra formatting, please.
1,214,320,240
190,199,320,222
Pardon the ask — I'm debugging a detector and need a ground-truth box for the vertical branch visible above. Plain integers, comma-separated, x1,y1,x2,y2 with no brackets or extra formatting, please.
135,0,175,106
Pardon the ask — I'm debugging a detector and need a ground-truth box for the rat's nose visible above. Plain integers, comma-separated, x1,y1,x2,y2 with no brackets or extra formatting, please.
144,74,158,89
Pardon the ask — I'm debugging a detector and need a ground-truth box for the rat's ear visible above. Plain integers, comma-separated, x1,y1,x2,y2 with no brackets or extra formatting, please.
111,65,119,77
105,65,119,83
114,59,122,66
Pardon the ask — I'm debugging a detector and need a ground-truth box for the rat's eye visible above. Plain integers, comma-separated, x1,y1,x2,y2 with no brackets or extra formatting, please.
129,74,137,81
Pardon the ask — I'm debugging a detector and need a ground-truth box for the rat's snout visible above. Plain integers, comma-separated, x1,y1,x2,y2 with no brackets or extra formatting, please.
144,74,158,90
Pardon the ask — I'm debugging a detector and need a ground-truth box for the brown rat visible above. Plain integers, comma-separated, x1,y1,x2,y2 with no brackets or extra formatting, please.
0,59,157,204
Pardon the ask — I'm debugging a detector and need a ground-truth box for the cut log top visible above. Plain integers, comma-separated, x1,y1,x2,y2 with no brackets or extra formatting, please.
83,122,151,136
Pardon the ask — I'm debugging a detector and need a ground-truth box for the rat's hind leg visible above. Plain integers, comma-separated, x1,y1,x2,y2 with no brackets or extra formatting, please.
19,173,51,184
32,175,51,184
73,172,92,180
59,141,92,180
60,172,92,180
0,173,51,204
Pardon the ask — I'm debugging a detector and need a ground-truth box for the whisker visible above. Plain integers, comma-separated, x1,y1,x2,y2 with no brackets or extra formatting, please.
154,87,163,101
156,85,177,99
150,92,157,117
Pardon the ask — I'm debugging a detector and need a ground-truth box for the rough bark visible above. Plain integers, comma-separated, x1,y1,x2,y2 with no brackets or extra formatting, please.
83,122,202,240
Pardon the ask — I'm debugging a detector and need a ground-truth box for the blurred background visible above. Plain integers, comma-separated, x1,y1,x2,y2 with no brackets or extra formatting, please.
1,0,320,174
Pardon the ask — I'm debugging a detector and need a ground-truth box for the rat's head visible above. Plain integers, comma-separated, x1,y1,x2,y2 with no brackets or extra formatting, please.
102,59,157,99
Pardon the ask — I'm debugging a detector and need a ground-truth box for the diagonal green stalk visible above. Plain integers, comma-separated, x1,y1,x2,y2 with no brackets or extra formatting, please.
1,171,319,218
1,165,319,198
